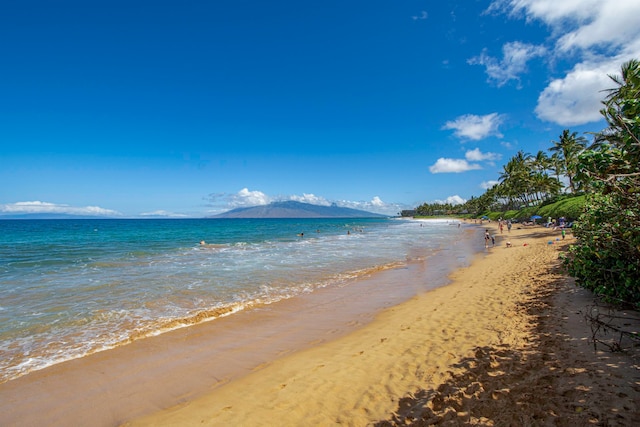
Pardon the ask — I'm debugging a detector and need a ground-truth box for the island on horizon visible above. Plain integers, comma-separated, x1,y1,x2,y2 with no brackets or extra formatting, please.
209,201,388,219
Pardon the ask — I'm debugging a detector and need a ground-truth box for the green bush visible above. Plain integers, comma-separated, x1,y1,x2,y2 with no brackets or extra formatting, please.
563,60,640,308
516,206,537,221
503,210,519,220
473,196,585,223
566,193,640,307
538,195,585,221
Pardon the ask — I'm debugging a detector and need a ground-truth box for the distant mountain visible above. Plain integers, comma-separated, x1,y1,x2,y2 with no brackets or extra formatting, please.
210,201,387,219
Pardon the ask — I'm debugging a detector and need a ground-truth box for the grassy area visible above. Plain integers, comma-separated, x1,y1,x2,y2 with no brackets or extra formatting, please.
479,195,586,222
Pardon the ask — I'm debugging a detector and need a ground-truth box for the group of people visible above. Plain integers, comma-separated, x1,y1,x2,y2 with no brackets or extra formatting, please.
483,216,568,249
497,219,513,234
485,218,514,248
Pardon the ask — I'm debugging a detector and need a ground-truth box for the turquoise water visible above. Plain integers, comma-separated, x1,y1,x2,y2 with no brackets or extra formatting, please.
0,217,478,383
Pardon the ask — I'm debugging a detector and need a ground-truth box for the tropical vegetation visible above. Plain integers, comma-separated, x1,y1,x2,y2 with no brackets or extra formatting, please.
409,60,640,307
565,59,640,307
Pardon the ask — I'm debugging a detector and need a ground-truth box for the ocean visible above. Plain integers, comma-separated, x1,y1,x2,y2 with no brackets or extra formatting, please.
0,217,481,383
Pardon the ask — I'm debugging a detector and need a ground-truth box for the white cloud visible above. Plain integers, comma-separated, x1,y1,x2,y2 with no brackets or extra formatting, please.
442,113,504,140
494,0,640,53
289,193,331,206
435,195,467,205
412,11,428,20
465,148,502,162
231,188,271,207
429,158,482,174
488,0,640,126
370,196,385,207
429,149,499,175
206,188,271,210
336,196,402,216
0,201,121,216
488,0,599,25
556,4,639,53
480,180,500,190
139,210,189,218
500,140,514,149
289,193,386,210
534,60,616,125
206,190,401,215
469,41,546,87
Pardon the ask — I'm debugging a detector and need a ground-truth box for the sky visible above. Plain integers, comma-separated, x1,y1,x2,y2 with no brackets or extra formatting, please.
1,0,639,217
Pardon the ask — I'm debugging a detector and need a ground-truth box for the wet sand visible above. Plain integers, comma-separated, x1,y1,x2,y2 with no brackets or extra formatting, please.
127,224,639,426
0,225,477,426
2,224,639,426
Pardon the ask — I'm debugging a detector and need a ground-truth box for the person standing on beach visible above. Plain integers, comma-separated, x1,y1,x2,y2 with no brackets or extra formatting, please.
507,220,512,232
484,229,490,248
562,229,566,240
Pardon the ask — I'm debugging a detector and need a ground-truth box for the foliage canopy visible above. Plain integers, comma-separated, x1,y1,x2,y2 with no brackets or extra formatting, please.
565,59,640,307
410,59,640,307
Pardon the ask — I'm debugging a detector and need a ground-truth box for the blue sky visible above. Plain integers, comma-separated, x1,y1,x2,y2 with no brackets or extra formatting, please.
2,0,639,217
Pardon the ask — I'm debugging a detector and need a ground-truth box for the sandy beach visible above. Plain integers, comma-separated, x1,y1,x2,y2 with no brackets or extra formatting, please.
127,224,640,426
2,224,639,426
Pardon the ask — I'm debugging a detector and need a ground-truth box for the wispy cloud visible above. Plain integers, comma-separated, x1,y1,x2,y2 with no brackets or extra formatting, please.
207,188,271,209
429,149,500,174
500,140,514,150
468,41,546,87
289,193,331,206
412,11,428,21
465,148,501,163
0,201,121,217
487,0,640,126
429,158,482,174
139,210,189,218
480,180,500,190
442,113,504,141
488,0,599,23
434,195,467,206
206,189,401,215
336,196,402,215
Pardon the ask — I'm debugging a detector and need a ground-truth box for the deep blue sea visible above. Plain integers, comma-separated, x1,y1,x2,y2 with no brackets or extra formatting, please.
0,217,480,383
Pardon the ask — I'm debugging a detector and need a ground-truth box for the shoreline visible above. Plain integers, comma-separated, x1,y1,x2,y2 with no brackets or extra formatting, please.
2,224,638,425
0,217,474,386
128,224,639,426
0,222,481,426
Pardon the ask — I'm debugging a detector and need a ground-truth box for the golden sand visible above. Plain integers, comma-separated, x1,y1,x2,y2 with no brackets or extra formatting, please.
2,224,638,426
126,224,639,426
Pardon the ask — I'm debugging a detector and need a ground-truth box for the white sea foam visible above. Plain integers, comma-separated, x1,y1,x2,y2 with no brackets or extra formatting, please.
0,218,481,383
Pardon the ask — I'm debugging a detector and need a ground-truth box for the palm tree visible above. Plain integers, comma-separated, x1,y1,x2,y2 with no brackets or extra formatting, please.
566,59,640,306
550,129,587,192
531,150,551,175
498,151,533,207
549,152,565,186
531,172,562,201
594,58,640,167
